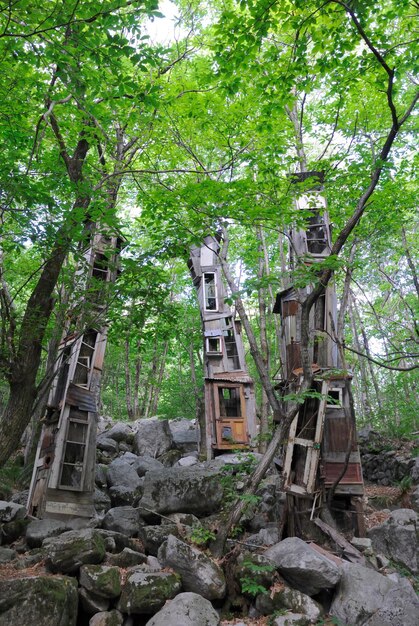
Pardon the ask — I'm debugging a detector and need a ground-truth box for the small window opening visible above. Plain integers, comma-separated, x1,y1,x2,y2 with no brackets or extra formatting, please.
204,273,217,311
92,253,109,281
327,388,342,408
306,210,329,255
218,386,241,418
224,329,240,369
59,409,89,490
206,337,222,354
73,330,98,388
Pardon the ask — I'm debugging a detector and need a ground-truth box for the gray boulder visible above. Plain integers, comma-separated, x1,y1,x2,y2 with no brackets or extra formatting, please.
96,436,119,454
89,611,124,626
411,456,419,483
130,456,165,477
10,490,29,505
330,561,419,626
108,484,142,507
145,592,220,626
139,467,223,520
80,564,121,599
104,422,134,443
26,518,68,548
255,585,323,622
0,575,78,626
102,506,143,537
169,419,199,453
368,508,418,573
158,534,226,600
176,456,199,467
94,488,112,514
412,484,419,513
107,457,143,490
133,418,173,457
79,587,109,614
264,537,341,596
43,528,106,574
0,500,26,523
118,569,181,614
139,524,179,556
0,547,15,563
107,548,148,568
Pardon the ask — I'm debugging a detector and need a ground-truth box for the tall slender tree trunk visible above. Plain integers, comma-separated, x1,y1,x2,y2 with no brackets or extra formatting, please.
256,227,270,452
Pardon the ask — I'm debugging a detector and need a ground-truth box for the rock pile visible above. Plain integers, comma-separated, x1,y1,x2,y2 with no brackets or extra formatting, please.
0,417,417,626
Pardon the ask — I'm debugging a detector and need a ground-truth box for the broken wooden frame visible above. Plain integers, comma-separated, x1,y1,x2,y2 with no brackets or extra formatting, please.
274,172,364,534
188,235,258,458
27,229,124,519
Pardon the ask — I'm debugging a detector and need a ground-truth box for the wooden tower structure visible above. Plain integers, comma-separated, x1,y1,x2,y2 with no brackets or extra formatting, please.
27,226,123,519
188,235,258,459
273,172,364,532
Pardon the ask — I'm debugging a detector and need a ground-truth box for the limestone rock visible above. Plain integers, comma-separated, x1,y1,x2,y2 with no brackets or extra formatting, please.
26,518,68,548
94,488,112,514
139,467,223,520
139,524,179,556
0,547,15,563
79,587,110,614
0,500,26,523
133,418,173,458
118,569,181,614
89,610,124,626
145,592,220,626
102,506,143,537
367,508,418,573
108,485,141,507
158,534,226,600
96,436,119,454
43,528,106,574
107,548,148,568
330,562,419,626
130,456,165,477
169,419,199,453
255,585,323,622
104,423,134,443
80,564,121,599
264,537,341,596
0,575,78,626
107,458,142,489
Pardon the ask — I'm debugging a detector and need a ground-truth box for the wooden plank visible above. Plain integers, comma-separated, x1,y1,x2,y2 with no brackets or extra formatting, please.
313,518,368,565
283,414,298,488
306,380,328,492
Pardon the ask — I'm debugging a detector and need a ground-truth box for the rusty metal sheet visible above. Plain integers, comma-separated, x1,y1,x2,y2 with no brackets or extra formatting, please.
66,383,97,412
286,342,301,376
283,300,300,316
324,462,363,485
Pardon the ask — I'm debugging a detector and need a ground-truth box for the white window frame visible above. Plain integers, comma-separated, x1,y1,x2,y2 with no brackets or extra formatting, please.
203,272,218,312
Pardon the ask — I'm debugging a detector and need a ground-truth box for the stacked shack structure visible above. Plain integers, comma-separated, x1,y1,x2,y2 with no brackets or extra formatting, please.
188,235,258,459
27,227,123,519
273,172,364,533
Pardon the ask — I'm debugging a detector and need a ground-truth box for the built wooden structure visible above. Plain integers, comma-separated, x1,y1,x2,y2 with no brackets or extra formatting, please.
27,227,123,519
273,172,364,532
188,235,258,459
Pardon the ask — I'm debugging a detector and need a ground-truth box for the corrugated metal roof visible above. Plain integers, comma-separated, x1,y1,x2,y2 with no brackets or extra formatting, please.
206,372,254,384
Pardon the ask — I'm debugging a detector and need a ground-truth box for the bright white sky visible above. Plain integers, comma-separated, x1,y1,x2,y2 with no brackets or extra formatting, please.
145,0,184,44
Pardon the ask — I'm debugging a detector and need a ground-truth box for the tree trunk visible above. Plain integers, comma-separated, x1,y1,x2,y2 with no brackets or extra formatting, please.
256,226,271,452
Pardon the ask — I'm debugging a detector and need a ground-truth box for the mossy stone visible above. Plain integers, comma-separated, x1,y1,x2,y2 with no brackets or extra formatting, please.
80,564,121,598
